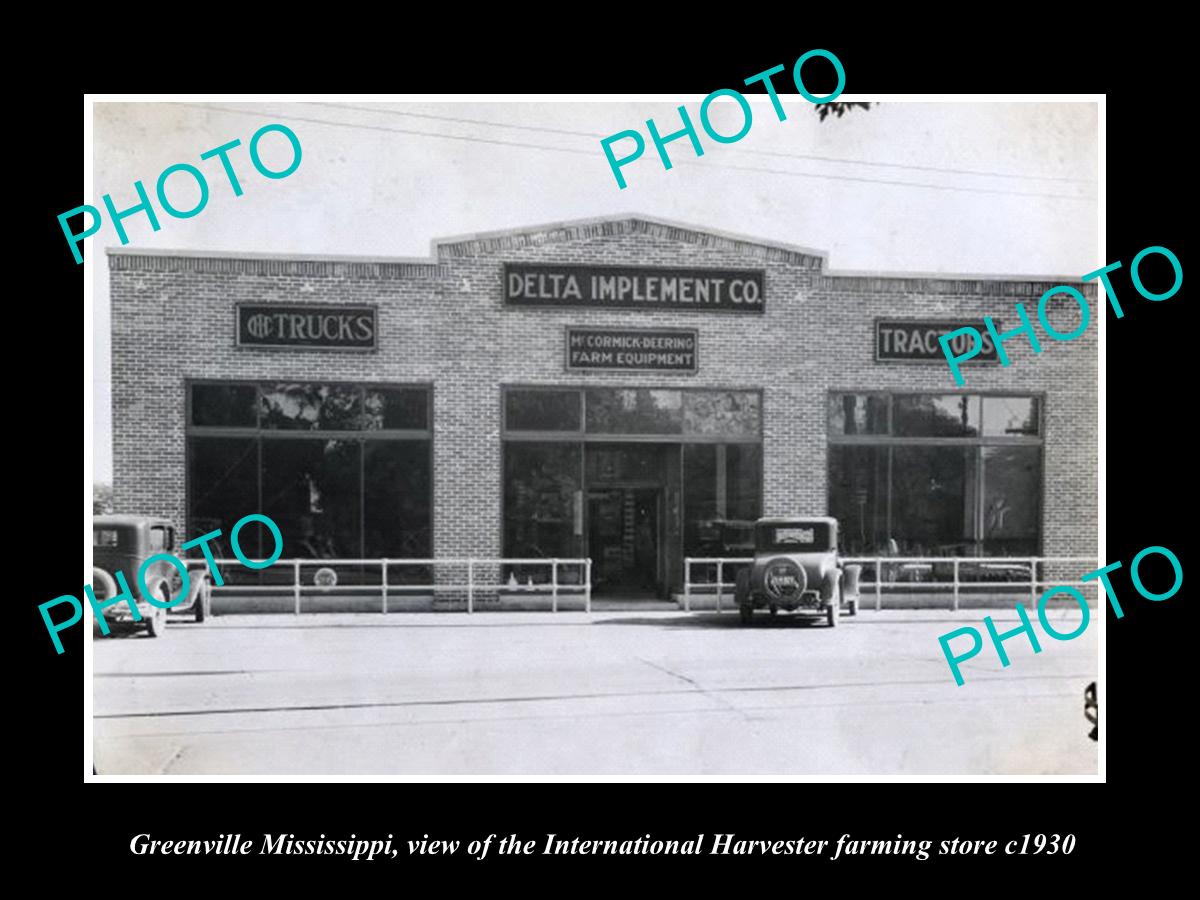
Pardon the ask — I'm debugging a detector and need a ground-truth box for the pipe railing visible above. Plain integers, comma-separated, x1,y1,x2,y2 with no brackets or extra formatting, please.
186,557,593,614
684,556,1100,612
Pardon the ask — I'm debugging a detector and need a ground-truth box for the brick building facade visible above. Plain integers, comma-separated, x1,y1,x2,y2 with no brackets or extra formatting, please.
108,215,1097,600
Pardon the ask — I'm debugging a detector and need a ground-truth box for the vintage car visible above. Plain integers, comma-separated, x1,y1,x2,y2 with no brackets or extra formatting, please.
92,515,211,637
734,516,860,626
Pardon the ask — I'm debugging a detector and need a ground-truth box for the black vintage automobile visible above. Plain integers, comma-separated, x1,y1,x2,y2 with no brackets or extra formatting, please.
93,515,210,637
734,517,861,627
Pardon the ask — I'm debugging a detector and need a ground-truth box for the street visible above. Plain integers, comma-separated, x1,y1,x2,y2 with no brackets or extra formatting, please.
92,608,1098,776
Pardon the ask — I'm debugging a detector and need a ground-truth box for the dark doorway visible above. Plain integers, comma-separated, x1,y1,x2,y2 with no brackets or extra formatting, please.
587,486,662,598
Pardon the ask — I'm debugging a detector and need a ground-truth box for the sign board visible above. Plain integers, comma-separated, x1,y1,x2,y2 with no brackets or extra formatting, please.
505,263,765,313
875,319,999,363
566,327,698,373
237,304,377,350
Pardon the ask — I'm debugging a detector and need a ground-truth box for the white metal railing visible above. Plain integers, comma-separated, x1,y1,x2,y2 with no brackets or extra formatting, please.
186,557,593,614
683,556,1100,612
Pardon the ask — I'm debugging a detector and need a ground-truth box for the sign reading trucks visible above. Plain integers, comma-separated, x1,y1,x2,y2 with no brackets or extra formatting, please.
237,304,377,350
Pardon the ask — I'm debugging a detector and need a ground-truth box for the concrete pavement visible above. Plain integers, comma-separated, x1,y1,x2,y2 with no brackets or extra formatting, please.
92,608,1098,776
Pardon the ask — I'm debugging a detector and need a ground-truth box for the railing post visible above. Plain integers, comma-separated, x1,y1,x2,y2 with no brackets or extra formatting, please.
381,558,388,614
585,559,592,614
293,560,301,615
875,558,882,611
716,560,724,614
552,559,559,613
467,559,474,614
952,558,960,612
1029,557,1038,607
683,559,691,612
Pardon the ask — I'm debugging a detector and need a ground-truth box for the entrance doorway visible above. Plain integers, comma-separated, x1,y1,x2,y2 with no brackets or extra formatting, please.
587,487,661,598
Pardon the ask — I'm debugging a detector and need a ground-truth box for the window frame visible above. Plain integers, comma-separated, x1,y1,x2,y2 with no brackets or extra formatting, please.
826,389,1045,557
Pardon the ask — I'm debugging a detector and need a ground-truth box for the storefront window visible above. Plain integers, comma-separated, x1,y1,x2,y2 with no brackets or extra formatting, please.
503,443,582,563
364,440,431,561
505,390,582,432
829,393,889,436
827,391,1043,557
982,446,1041,555
586,388,683,434
363,387,428,430
982,396,1040,436
893,394,980,437
261,383,362,431
891,446,975,555
683,391,761,437
187,382,432,569
187,436,259,559
262,438,361,559
191,384,258,427
829,445,889,555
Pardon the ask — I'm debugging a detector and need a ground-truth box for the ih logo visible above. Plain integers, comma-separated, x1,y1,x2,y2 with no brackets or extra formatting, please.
245,314,275,340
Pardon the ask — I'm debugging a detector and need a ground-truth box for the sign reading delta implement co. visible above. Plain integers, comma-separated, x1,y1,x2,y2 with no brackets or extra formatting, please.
237,304,377,350
567,328,698,372
876,319,999,364
505,263,765,313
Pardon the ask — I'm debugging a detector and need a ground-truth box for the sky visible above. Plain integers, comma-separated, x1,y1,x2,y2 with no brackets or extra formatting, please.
90,98,1098,482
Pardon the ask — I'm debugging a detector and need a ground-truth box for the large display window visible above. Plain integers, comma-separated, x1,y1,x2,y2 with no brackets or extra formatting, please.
186,381,432,580
828,392,1042,557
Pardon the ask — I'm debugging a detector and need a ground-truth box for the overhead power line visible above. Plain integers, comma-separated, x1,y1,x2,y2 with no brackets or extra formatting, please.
304,100,1096,185
171,103,1096,202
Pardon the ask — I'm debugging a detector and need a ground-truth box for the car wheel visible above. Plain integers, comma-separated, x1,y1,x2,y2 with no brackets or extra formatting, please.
146,585,169,638
739,605,753,625
827,596,840,628
194,580,207,623
848,597,859,616
734,568,750,607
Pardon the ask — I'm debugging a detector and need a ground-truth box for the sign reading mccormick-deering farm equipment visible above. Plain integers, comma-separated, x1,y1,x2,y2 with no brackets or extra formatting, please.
567,328,698,372
505,263,764,313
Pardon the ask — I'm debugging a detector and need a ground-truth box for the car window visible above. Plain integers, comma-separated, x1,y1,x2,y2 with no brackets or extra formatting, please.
94,528,121,548
149,526,168,551
759,523,832,552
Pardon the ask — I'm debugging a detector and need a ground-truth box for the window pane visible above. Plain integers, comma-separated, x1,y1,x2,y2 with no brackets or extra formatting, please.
829,445,889,555
187,437,259,561
149,527,167,551
261,383,362,430
982,396,1040,436
191,383,257,427
891,446,977,555
725,444,762,524
683,391,761,438
364,440,431,561
363,387,429,430
682,444,718,557
94,529,120,548
829,393,889,435
982,446,1041,555
586,444,665,483
505,390,581,431
893,395,980,437
503,443,582,564
586,388,682,434
262,438,361,559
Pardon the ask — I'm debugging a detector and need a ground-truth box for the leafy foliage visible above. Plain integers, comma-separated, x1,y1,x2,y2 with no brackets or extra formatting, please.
816,102,873,122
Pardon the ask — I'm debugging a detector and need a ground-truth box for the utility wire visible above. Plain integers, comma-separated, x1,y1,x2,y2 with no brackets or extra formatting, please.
304,100,1095,185
172,103,1095,202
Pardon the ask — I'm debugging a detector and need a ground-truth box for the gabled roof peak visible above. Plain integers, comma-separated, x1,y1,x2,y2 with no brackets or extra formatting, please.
432,214,828,269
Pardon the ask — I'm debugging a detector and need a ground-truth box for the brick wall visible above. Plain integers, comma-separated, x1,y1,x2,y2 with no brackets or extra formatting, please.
108,217,1098,571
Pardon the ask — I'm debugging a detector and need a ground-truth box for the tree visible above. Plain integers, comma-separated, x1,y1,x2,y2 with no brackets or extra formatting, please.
816,102,872,122
93,483,114,515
